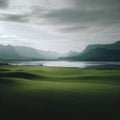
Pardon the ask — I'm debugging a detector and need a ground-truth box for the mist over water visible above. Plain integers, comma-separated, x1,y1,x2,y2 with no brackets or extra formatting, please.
9,61,120,69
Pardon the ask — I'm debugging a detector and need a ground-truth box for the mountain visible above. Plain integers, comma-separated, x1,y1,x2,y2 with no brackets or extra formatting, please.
14,46,46,60
0,45,26,60
1,41,120,61
82,41,120,54
38,50,61,59
62,51,79,57
0,45,61,61
15,46,61,60
60,41,120,61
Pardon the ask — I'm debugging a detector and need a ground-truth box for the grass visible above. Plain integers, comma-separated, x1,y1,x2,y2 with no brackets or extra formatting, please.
0,65,120,120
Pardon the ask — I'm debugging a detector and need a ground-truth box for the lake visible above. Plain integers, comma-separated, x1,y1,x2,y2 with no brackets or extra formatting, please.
8,61,120,69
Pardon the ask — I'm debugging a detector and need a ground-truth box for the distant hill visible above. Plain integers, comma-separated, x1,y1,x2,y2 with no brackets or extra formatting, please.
60,41,120,61
0,45,61,61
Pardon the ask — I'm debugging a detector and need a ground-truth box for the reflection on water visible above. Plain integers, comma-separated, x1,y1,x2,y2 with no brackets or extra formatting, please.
9,61,120,69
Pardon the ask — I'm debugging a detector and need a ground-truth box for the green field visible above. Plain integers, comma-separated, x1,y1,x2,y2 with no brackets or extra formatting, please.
0,65,120,120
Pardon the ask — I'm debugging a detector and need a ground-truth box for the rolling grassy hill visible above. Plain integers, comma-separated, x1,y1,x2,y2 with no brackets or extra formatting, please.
0,65,120,120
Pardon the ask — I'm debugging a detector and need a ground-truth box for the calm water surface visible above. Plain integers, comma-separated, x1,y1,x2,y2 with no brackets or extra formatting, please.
9,61,120,68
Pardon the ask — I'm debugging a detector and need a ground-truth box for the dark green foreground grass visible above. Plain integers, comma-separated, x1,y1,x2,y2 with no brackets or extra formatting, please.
0,65,120,120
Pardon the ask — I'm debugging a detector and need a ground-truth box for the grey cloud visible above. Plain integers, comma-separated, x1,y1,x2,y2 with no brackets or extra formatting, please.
44,9,119,24
0,0,120,34
0,13,29,22
0,6,46,23
59,25,88,32
39,7,120,32
0,0,9,8
31,6,48,16
69,0,120,8
25,0,120,33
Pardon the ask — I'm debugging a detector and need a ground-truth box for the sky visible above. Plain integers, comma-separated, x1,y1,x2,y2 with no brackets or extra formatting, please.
0,0,120,53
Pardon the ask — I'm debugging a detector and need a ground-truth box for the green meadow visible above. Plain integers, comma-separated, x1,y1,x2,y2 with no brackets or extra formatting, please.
0,65,120,120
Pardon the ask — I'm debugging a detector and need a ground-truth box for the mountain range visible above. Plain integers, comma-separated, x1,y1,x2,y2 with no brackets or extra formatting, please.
0,45,61,61
61,41,120,61
0,41,120,61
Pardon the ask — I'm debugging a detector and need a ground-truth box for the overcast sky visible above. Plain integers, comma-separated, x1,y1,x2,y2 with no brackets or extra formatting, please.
0,0,120,53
